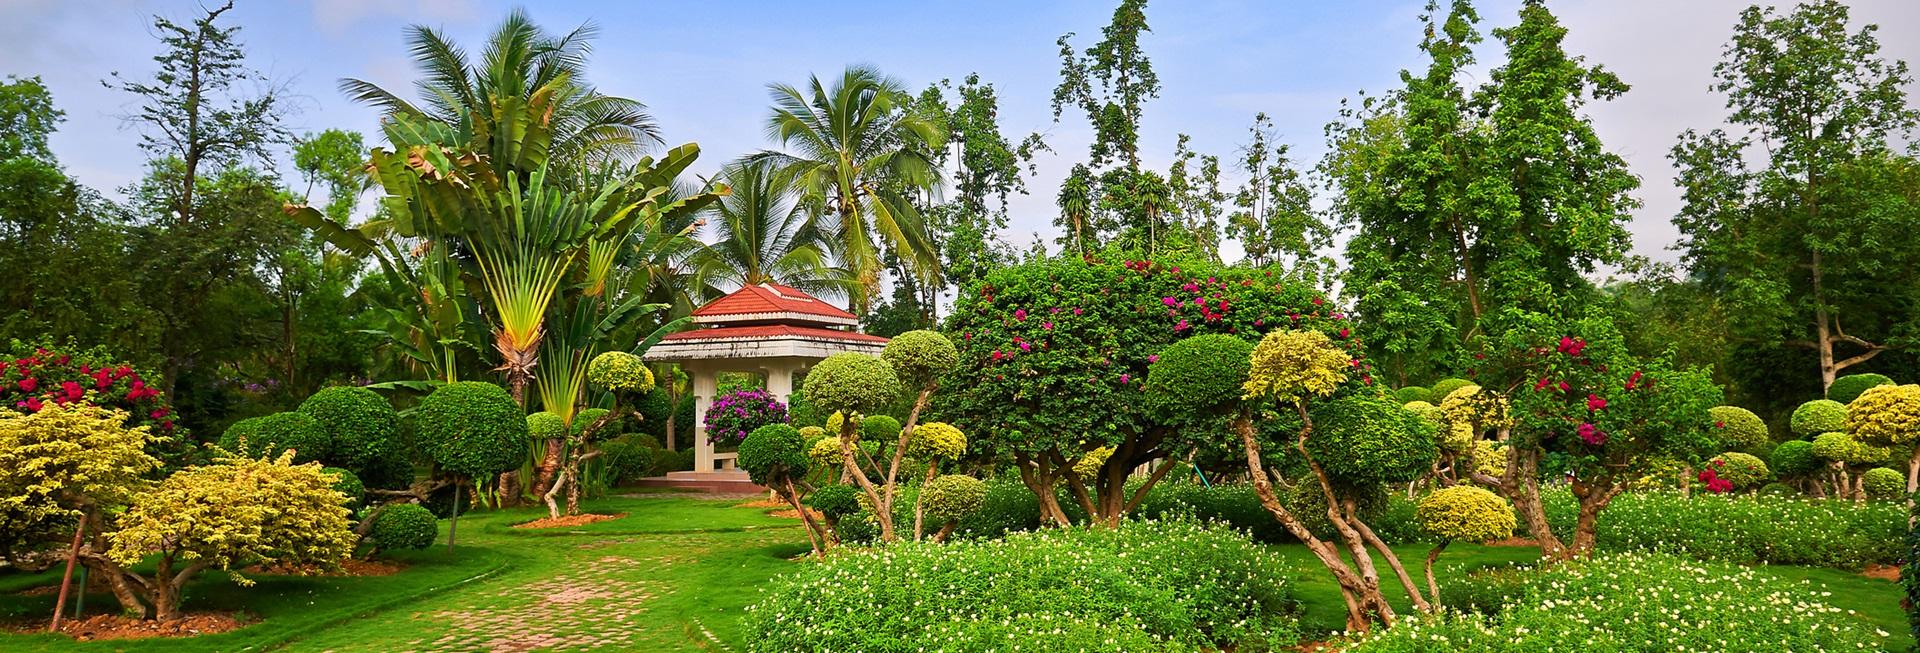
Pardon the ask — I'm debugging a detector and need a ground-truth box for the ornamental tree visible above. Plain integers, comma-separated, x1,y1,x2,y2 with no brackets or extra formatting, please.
0,405,159,567
0,341,182,466
906,421,969,539
1793,399,1848,438
939,257,1348,527
1769,439,1822,493
1846,384,1920,513
413,381,525,548
919,474,987,542
297,386,402,483
802,352,909,541
87,451,355,621
1477,311,1723,560
1414,486,1515,605
1812,430,1890,502
738,424,827,557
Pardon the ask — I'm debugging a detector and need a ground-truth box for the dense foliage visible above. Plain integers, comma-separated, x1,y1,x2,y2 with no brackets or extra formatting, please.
367,503,438,553
1541,489,1902,568
220,412,331,464
297,386,401,480
704,389,788,448
413,382,526,479
0,404,160,563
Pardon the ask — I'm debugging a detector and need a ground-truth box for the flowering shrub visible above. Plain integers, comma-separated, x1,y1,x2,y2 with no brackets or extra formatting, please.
1542,489,1903,567
703,388,788,448
1830,372,1894,405
1706,452,1770,490
1349,552,1885,652
1416,486,1515,543
1792,399,1848,438
0,341,180,462
745,520,1300,652
1707,405,1770,454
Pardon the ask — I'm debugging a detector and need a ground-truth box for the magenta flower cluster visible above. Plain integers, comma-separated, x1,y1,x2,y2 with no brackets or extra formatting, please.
703,388,788,447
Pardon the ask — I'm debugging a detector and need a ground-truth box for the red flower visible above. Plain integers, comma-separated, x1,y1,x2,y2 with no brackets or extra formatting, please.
1586,394,1607,411
1013,308,1027,321
1311,297,1324,306
1557,381,1571,393
16,378,36,392
1625,370,1643,389
1534,377,1552,391
18,397,44,412
1577,423,1606,446
1337,328,1350,339
1715,421,1726,429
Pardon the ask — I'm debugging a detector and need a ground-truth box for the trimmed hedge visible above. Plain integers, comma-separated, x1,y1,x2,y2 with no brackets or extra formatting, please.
368,503,438,553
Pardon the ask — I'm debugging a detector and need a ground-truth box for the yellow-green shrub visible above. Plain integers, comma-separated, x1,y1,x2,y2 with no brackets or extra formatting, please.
1708,406,1770,454
1416,486,1515,543
1860,467,1904,499
906,421,967,460
1243,330,1348,400
1846,384,1920,448
922,474,989,524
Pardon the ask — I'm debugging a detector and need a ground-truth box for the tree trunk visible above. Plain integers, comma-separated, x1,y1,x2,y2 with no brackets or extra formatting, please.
1568,478,1623,558
1015,453,1074,526
1350,503,1431,613
1424,541,1450,609
1907,449,1920,528
913,464,938,540
1475,446,1568,560
447,483,461,553
836,421,894,541
533,438,564,498
48,518,86,632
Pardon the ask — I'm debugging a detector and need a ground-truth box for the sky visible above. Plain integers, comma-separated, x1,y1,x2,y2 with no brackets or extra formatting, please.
3,0,1918,269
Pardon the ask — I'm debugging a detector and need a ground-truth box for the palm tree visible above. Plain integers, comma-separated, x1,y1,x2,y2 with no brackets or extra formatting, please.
753,65,944,314
693,160,853,299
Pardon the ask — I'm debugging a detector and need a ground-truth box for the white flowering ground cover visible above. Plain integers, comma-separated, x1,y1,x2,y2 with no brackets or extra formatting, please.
1542,489,1903,568
1342,552,1887,652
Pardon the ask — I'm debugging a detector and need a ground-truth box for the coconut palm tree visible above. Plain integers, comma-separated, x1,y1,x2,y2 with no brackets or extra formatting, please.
753,65,944,314
693,160,853,299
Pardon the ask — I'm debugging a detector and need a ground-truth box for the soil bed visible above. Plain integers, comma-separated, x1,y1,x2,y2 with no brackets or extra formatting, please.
512,513,625,529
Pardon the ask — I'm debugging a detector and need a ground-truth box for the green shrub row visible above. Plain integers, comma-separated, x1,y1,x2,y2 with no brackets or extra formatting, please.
1348,552,1885,651
746,520,1300,653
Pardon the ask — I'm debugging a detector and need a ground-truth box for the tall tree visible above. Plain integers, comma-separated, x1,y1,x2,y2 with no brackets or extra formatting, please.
1166,134,1227,261
1228,113,1332,281
754,66,944,314
1671,0,1918,392
1052,0,1159,170
1,76,61,161
693,160,849,297
916,74,1047,302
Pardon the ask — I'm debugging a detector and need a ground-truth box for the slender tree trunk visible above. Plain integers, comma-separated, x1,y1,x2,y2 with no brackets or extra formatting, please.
48,519,86,632
447,483,461,553
1424,541,1450,609
836,421,894,541
1350,504,1431,612
1907,450,1920,528
1015,453,1072,526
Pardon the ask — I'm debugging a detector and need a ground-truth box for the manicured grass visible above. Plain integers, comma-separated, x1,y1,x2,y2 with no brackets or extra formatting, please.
3,498,1904,651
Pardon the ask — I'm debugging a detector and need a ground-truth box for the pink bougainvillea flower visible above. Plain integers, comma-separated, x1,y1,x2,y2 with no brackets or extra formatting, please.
1118,373,1131,385
1337,328,1350,339
1050,307,1061,314
1042,321,1054,331
1311,297,1324,306
1625,370,1643,389
1018,341,1032,352
1534,377,1552,391
21,397,44,412
1576,422,1606,446
1162,296,1180,307
1013,308,1027,321
1557,381,1571,393
1349,359,1361,368
1175,319,1191,331
1586,394,1607,411
1147,354,1160,364
1072,307,1084,316
1182,282,1200,293
1331,312,1345,320
1193,297,1207,307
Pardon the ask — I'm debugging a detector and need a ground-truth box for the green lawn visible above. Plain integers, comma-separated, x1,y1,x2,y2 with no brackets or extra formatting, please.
2,497,1906,651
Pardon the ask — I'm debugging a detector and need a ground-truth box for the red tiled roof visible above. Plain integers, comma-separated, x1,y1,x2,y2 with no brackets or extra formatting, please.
691,284,857,321
658,324,889,344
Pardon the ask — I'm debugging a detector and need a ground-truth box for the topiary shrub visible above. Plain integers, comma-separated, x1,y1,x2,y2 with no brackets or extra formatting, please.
922,475,989,527
413,381,526,480
859,414,902,443
526,411,568,441
322,467,365,511
600,438,657,485
882,330,958,389
1861,467,1904,500
1708,406,1769,454
1395,386,1433,405
1429,378,1473,400
1829,373,1894,405
1416,486,1516,544
1813,431,1890,465
803,353,901,423
368,503,438,553
738,424,808,489
704,389,787,448
587,351,655,393
1305,393,1438,486
1706,452,1770,490
806,484,862,520
572,407,614,441
807,436,844,469
1144,334,1255,421
1846,384,1920,450
906,422,967,461
298,386,400,474
1792,399,1848,438
1769,439,1820,478
219,412,331,464
1403,400,1444,427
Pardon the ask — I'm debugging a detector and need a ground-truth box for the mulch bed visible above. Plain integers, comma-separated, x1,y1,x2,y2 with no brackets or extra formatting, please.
245,558,406,577
512,513,625,529
1863,563,1901,581
14,612,251,641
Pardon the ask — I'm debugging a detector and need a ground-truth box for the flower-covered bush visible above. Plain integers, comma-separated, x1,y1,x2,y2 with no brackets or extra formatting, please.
921,474,988,525
1861,467,1904,500
220,412,332,464
367,503,437,554
1416,486,1515,543
744,520,1300,653
1706,451,1770,490
1706,405,1769,454
1394,385,1433,404
703,388,788,448
413,381,526,480
1792,399,1848,438
587,350,655,393
1830,372,1895,405
905,421,967,461
1348,552,1885,652
526,411,568,440
298,386,401,478
1542,488,1903,567
0,342,179,460
1769,439,1821,478
803,353,900,423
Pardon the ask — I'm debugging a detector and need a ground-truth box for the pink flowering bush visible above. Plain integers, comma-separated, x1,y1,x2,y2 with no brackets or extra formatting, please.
0,340,184,464
704,388,788,448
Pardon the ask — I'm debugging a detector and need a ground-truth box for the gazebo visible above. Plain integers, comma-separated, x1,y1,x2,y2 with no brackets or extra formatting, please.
641,283,887,490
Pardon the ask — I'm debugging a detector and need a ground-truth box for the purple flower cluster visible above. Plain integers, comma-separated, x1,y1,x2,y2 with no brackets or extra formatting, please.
703,388,788,447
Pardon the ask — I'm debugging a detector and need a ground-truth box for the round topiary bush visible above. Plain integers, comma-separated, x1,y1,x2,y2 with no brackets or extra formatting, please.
1430,378,1473,401
298,386,400,472
1415,486,1515,543
805,484,862,519
1769,439,1821,477
738,424,808,488
704,389,788,448
322,466,364,511
859,414,902,443
527,411,568,441
1830,373,1895,405
1144,334,1255,419
881,330,958,389
804,353,902,420
1860,467,1904,500
921,474,989,524
1395,386,1434,405
1707,452,1770,490
1758,482,1798,497
1305,393,1438,486
413,381,527,479
1244,330,1350,401
588,351,656,393
807,436,844,469
906,422,967,461
368,503,438,553
1812,431,1890,465
1708,406,1770,454
219,412,331,464
573,407,614,441
1845,384,1920,449
1403,400,1444,427
1470,440,1508,479
600,438,657,485
1792,399,1848,438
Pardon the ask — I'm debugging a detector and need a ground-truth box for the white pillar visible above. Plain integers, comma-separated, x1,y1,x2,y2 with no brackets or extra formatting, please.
763,361,795,405
691,362,717,474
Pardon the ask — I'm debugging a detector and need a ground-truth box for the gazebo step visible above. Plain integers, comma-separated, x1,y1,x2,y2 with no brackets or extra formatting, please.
632,471,767,494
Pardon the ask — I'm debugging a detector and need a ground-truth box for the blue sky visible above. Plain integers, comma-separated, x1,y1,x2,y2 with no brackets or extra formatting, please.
4,0,1917,267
